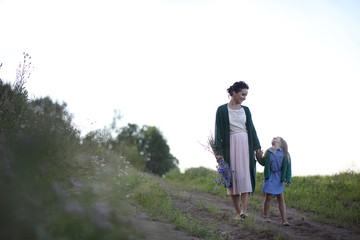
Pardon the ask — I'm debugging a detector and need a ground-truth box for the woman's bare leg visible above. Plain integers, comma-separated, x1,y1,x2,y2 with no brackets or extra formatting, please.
231,194,241,214
240,192,250,214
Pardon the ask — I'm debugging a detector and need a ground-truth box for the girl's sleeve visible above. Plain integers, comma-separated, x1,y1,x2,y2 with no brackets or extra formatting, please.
257,151,267,166
287,155,292,183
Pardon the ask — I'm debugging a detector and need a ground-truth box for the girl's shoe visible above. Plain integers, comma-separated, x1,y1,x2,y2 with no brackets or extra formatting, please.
282,219,290,226
235,213,241,220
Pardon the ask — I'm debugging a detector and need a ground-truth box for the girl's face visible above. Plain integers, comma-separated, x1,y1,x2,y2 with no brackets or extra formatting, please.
232,89,248,104
271,137,281,146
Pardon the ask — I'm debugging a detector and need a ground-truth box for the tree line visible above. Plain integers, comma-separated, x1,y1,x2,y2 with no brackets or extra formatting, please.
0,53,178,179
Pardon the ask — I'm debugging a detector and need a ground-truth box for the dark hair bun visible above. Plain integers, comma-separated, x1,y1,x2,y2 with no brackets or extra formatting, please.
227,81,249,96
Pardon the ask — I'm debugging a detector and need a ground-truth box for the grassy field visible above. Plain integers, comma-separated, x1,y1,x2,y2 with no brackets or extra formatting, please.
164,167,360,229
1,148,145,239
1,146,228,239
284,171,360,227
3,152,359,239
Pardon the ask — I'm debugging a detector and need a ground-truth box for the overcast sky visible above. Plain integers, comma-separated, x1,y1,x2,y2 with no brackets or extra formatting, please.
1,0,360,176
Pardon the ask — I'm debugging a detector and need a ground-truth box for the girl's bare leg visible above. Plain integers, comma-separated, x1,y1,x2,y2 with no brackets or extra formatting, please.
277,192,286,219
263,193,272,217
277,192,290,225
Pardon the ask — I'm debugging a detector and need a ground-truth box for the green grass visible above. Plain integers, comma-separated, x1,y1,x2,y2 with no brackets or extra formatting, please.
164,167,228,196
196,200,220,215
284,171,360,227
165,167,360,229
256,171,360,227
134,180,218,238
1,149,147,240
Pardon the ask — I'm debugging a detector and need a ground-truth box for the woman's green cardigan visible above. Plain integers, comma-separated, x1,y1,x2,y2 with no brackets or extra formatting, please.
214,104,261,194
257,150,292,183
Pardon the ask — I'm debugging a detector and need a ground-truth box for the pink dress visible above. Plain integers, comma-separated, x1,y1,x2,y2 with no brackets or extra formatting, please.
227,107,252,195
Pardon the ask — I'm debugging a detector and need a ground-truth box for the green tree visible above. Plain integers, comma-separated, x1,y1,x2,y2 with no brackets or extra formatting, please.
112,123,144,170
139,126,178,176
112,124,178,175
0,52,31,135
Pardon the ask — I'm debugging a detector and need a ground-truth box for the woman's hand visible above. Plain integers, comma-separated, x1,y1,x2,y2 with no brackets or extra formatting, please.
215,155,223,162
285,182,290,187
256,149,263,158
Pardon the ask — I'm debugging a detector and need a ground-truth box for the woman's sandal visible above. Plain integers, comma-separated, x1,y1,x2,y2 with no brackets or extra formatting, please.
263,215,271,223
240,213,248,221
281,219,290,226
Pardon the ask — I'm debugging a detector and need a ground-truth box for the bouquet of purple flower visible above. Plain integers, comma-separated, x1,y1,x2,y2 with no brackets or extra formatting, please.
214,158,233,190
201,133,234,191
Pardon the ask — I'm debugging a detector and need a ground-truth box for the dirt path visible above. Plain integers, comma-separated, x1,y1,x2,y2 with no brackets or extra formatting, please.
156,181,360,240
129,211,198,240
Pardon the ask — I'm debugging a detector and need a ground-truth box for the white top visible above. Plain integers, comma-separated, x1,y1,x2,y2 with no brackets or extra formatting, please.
228,106,247,134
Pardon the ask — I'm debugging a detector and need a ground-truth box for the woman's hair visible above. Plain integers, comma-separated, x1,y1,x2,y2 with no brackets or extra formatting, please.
279,137,291,163
227,81,249,96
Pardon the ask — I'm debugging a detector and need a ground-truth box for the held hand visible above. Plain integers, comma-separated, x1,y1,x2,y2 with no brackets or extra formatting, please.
285,182,290,187
256,149,263,158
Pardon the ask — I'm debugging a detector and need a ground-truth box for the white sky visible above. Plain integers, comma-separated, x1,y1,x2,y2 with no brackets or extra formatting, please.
1,0,360,176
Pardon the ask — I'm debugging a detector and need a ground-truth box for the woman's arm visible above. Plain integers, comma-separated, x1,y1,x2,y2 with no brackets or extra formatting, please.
214,107,223,158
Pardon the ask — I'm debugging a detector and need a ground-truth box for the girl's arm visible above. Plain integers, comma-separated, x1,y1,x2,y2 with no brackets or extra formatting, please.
257,150,267,166
286,155,292,184
283,154,292,184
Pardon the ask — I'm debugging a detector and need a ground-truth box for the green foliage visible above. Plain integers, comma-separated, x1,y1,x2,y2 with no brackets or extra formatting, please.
134,181,212,238
82,128,112,150
0,56,143,239
140,125,179,175
112,124,179,175
5,96,81,180
164,167,227,196
1,129,144,240
258,171,360,228
284,171,360,227
114,142,144,170
0,54,179,239
0,53,30,135
168,167,360,229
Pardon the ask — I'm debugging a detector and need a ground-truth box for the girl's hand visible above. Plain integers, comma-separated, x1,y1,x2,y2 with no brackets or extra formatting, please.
285,182,290,187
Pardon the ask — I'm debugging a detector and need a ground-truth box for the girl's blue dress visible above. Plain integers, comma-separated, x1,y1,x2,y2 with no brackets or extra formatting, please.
262,148,284,197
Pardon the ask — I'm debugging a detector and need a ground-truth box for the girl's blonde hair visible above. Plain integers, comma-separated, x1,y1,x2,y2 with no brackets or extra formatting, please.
279,137,290,163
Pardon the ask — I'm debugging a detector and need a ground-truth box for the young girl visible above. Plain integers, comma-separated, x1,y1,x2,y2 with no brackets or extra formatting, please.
257,137,291,226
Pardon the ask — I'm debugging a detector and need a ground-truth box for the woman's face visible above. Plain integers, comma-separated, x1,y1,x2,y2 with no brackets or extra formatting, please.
232,88,248,104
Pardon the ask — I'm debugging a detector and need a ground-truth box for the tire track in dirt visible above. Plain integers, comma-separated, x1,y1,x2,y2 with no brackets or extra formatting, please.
162,182,360,240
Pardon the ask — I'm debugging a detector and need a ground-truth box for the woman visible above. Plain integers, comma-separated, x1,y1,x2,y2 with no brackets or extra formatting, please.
214,81,262,220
